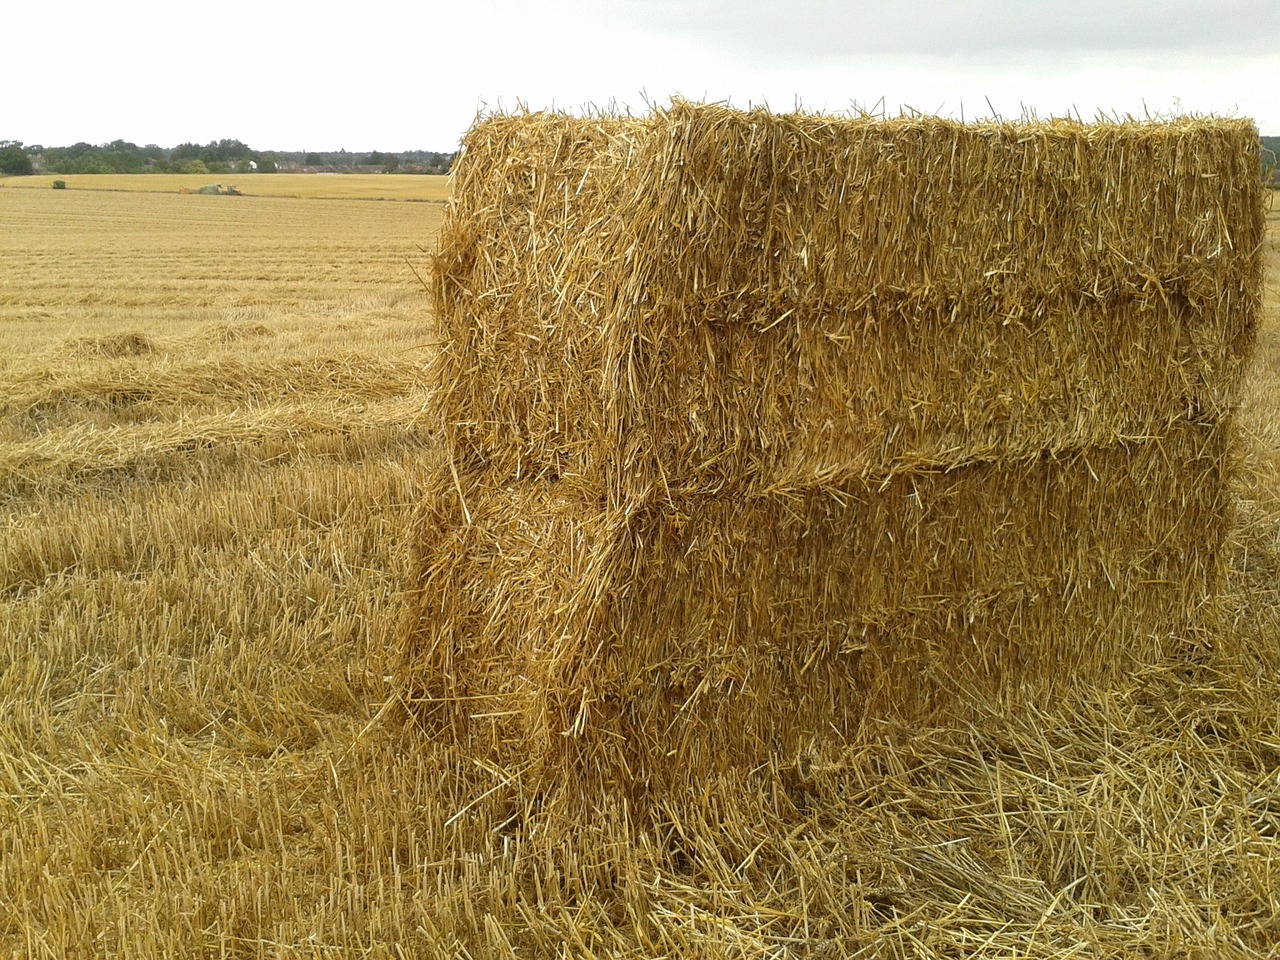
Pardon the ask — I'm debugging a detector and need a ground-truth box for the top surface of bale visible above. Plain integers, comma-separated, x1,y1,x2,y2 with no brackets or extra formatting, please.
431,103,1264,501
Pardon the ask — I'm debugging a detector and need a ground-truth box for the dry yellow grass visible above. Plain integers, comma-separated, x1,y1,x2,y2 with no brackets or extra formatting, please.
0,172,451,202
2,180,1279,957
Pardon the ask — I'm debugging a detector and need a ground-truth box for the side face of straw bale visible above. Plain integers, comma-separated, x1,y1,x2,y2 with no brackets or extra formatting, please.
603,105,1263,500
402,420,1231,803
430,116,642,484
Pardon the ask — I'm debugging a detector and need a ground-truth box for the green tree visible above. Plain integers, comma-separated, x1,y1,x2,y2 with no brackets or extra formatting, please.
304,152,322,166
0,141,34,176
367,151,400,172
171,142,203,161
64,155,113,174
184,159,209,175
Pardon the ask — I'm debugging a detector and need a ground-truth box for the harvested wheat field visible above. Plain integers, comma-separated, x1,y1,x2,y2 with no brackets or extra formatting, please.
0,173,451,202
3,116,1280,959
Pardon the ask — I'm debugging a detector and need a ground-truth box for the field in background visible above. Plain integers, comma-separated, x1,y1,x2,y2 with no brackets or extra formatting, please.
2,185,1279,957
0,173,451,202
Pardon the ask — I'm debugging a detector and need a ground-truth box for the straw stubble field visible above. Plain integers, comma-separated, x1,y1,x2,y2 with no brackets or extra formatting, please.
1,175,1279,957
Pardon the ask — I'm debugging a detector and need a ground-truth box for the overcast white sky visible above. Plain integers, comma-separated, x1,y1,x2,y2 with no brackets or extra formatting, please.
6,0,1279,151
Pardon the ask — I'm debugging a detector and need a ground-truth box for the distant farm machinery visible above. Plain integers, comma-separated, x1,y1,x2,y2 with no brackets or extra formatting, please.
178,184,242,196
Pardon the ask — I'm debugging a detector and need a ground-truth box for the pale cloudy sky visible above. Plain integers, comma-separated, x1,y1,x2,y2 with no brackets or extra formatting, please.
6,0,1278,151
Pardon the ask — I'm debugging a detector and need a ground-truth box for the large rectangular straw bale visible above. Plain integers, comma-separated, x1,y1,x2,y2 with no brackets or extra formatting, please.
408,104,1261,807
432,103,1263,502
403,420,1231,802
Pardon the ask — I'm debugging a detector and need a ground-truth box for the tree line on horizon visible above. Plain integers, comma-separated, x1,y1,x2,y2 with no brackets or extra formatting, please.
4,136,1278,183
0,139,457,177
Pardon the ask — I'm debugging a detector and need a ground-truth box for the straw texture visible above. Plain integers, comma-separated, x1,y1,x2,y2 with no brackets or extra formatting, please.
431,103,1262,500
404,420,1234,804
405,102,1263,808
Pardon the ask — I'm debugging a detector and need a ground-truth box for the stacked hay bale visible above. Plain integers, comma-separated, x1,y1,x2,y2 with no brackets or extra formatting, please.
404,103,1263,808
